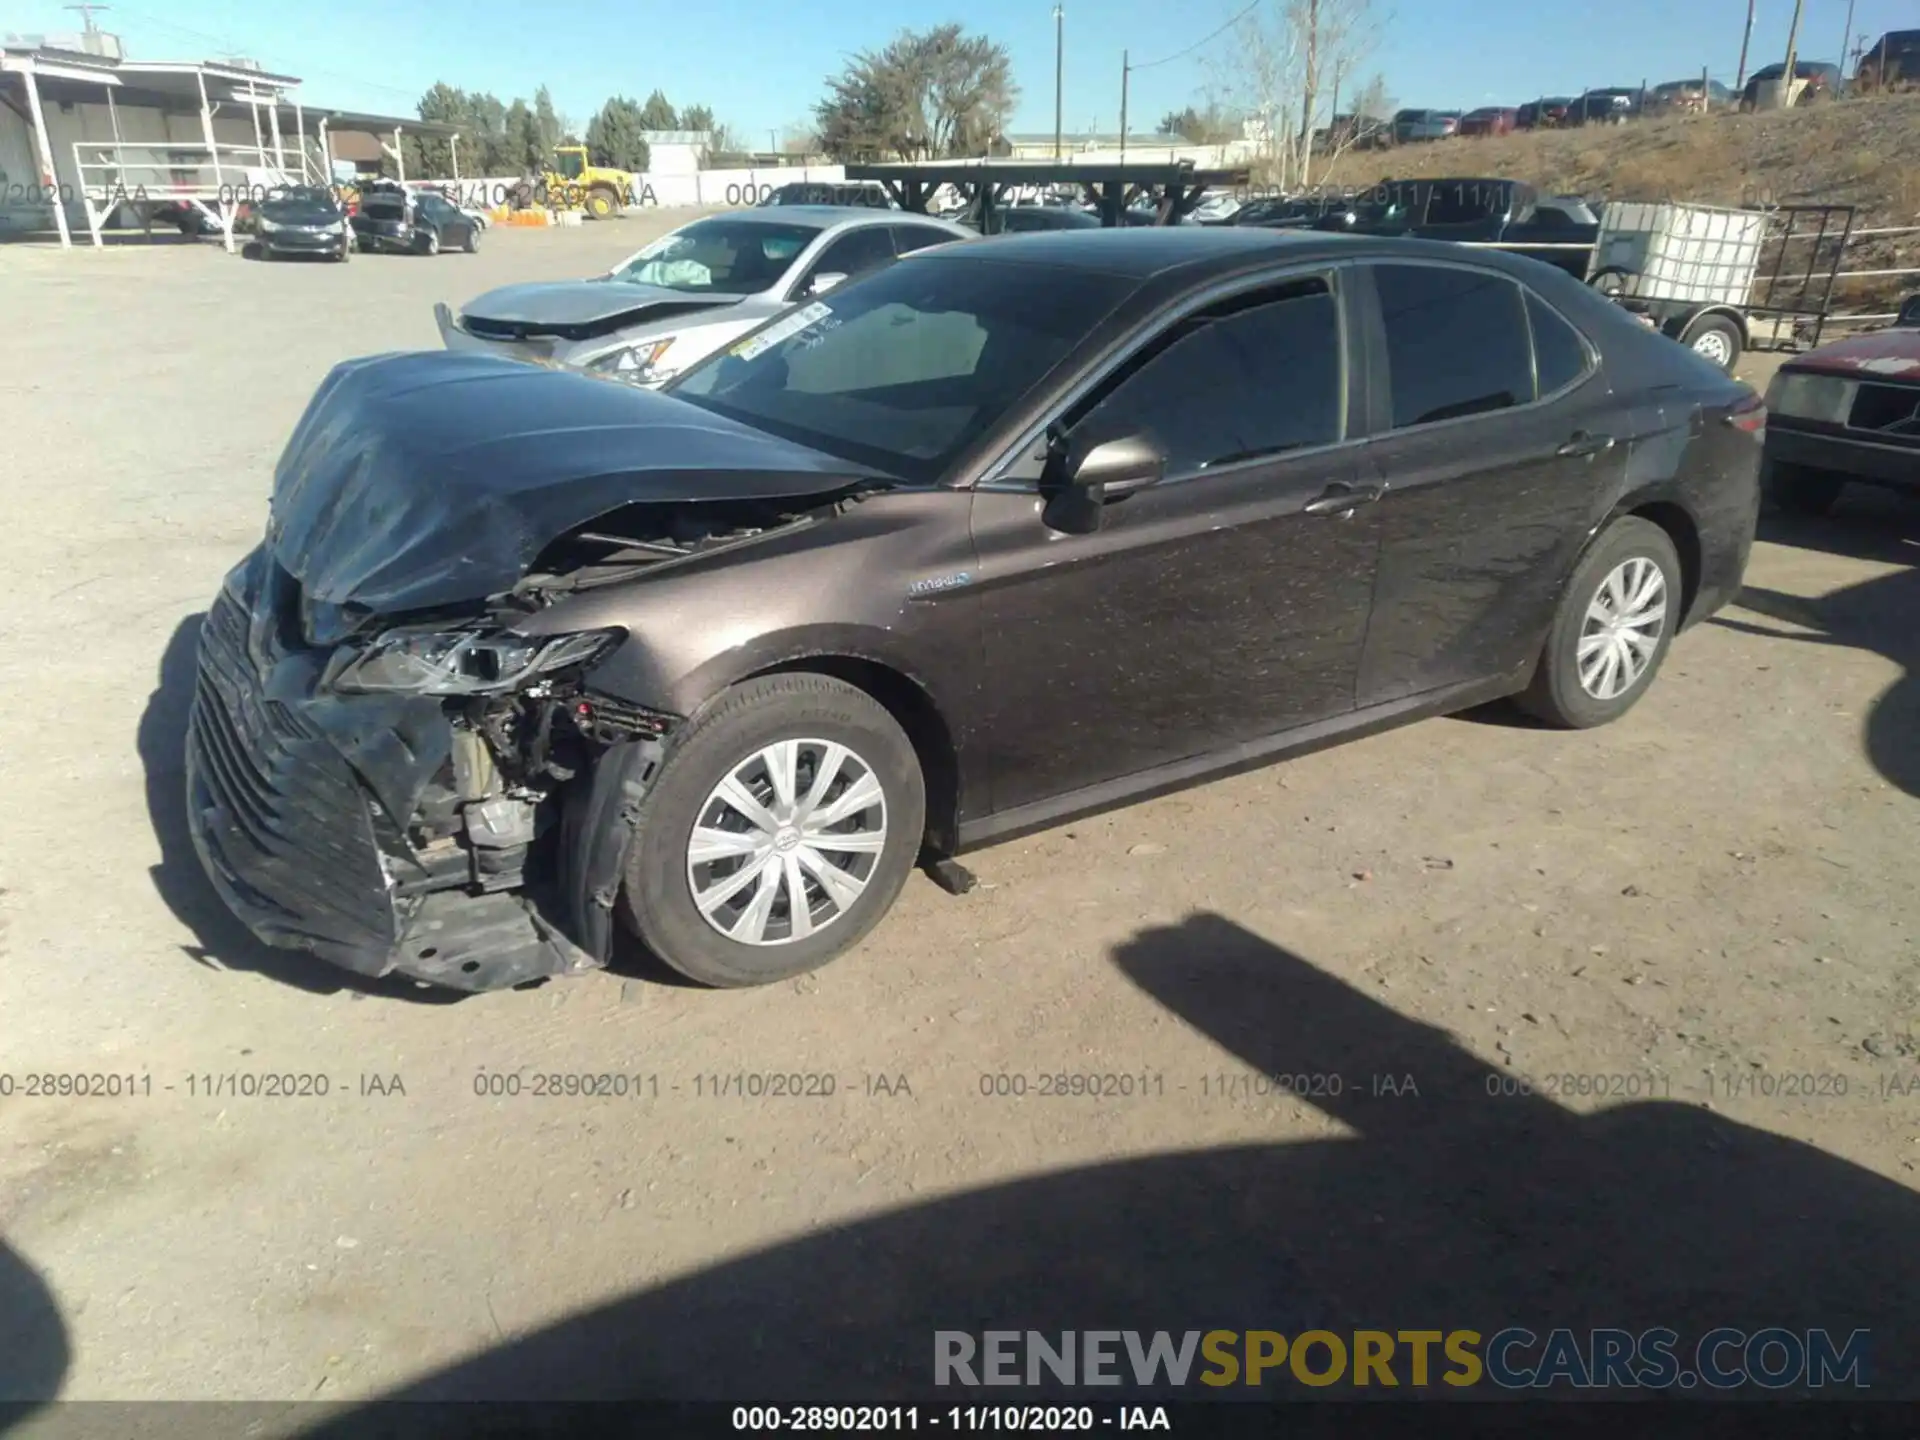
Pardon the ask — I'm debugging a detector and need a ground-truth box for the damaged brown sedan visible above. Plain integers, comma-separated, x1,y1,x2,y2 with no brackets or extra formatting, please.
188,229,1762,992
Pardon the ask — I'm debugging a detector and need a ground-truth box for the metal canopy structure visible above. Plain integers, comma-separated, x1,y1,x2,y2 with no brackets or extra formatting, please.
1,41,462,252
844,159,1250,228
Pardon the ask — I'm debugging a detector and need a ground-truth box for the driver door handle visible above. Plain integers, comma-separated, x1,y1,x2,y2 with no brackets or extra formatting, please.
1302,481,1385,516
1556,431,1616,458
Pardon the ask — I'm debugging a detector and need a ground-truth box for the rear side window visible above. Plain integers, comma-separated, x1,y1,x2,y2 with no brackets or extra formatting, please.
1372,263,1534,428
1077,276,1343,473
1526,290,1591,396
892,224,953,254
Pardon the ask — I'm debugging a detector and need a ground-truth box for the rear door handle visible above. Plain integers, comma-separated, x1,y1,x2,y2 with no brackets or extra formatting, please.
1556,432,1616,458
1302,482,1385,516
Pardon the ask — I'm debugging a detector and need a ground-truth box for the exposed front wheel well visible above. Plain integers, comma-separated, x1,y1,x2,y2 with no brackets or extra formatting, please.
748,656,961,856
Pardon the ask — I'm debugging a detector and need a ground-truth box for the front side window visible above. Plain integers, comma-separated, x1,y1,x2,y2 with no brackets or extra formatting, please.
668,256,1133,483
796,227,898,294
611,219,822,294
1072,277,1343,474
554,151,585,180
1372,263,1534,429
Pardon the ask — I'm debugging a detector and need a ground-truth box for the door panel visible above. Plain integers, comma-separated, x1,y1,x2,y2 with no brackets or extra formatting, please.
967,275,1381,815
1354,264,1630,705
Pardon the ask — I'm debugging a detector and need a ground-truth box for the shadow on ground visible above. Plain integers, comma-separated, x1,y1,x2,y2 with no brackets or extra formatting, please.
302,914,1920,1422
0,1239,68,1409
1715,493,1920,797
139,615,463,1004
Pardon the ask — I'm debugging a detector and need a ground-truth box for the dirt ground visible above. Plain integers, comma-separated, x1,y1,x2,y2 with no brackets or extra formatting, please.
2,216,1918,1411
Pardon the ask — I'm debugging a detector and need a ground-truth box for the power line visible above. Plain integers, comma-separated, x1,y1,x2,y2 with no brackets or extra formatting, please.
1129,0,1264,72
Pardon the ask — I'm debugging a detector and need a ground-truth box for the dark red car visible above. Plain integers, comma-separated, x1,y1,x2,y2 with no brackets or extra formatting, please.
1459,107,1519,136
1762,296,1920,513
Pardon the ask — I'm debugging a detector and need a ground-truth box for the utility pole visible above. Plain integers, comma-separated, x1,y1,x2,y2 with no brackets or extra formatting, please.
1782,0,1807,97
63,3,109,32
1838,0,1856,80
1735,0,1756,89
1052,4,1067,160
1119,50,1129,162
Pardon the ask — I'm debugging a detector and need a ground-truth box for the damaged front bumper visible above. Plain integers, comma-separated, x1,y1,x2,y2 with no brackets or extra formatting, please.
184,553,671,992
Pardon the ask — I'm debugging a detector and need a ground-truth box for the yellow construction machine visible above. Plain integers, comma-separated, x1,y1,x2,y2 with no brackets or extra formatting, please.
540,145,634,219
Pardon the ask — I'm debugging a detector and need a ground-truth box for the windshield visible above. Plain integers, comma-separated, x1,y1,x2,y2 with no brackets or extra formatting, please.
611,218,821,294
667,255,1133,484
262,187,337,217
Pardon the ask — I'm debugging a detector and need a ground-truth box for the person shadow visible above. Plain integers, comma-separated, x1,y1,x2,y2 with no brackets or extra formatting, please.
0,1239,69,1418
298,914,1920,1427
1712,495,1920,799
139,615,464,1004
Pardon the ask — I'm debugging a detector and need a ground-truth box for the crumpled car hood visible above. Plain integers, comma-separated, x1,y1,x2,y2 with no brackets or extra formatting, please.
460,280,740,328
268,351,882,613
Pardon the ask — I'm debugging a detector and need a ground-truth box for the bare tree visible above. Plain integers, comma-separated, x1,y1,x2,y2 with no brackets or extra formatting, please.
1215,0,1384,187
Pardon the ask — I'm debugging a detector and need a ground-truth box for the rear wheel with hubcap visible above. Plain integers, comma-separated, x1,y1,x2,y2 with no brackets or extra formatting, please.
1518,516,1682,728
618,674,926,987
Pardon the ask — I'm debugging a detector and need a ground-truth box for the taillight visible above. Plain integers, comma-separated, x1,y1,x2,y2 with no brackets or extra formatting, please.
1725,393,1767,434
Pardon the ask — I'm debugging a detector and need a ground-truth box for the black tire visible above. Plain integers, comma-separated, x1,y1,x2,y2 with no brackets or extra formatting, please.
1764,459,1845,516
1678,311,1743,372
1517,516,1683,729
617,673,926,987
461,227,478,253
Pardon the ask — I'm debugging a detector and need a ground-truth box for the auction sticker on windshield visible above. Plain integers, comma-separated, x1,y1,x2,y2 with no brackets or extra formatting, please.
732,302,834,362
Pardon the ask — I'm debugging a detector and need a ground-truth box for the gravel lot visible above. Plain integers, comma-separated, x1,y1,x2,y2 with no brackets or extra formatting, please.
3,216,1919,1410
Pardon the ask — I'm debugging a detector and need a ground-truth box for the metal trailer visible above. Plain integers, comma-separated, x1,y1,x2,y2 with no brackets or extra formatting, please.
843,159,1251,230
1583,200,1856,373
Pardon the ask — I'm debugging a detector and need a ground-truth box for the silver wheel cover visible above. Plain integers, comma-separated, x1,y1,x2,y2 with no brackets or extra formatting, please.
1577,557,1668,700
686,739,888,946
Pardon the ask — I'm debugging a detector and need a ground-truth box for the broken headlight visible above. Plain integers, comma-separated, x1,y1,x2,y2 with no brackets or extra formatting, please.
587,336,679,384
326,628,621,696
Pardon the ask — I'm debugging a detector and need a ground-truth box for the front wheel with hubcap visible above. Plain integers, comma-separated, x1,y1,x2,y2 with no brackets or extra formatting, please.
618,673,926,987
1517,516,1682,728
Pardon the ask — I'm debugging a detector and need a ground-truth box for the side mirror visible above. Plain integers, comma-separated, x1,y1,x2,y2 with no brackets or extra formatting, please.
808,271,848,297
1067,434,1164,496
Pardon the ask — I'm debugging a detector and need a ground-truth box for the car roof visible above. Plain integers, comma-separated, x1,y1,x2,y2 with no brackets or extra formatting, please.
719,205,900,226
907,226,1569,283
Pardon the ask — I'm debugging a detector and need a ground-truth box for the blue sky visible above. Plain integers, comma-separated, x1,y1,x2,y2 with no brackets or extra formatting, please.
10,0,1901,140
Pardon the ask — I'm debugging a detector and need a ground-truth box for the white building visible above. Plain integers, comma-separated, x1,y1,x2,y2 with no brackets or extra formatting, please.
638,129,713,176
0,34,458,249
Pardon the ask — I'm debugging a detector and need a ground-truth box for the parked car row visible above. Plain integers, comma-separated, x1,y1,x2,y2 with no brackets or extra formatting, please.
190,212,1767,995
1377,55,1862,146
